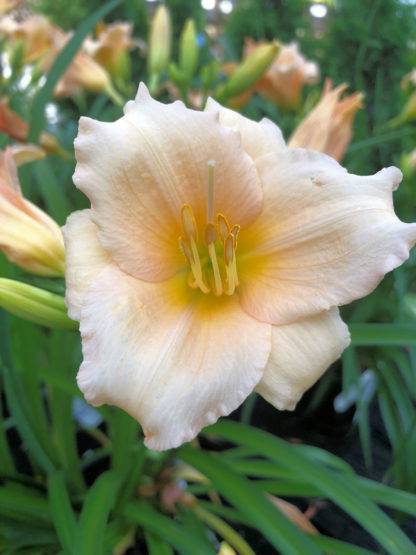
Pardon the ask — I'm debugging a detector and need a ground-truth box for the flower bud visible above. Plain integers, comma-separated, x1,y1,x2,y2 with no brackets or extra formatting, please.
179,19,198,81
0,145,65,276
216,41,280,104
0,278,77,330
388,91,416,128
148,6,172,79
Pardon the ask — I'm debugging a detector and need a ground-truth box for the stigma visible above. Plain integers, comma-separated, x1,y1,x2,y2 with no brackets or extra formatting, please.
178,161,240,296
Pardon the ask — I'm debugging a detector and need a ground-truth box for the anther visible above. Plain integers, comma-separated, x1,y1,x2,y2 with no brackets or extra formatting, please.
179,236,192,266
217,213,230,243
181,204,198,242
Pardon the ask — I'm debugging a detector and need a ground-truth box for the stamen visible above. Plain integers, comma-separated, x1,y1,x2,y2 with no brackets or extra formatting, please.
181,204,198,242
217,213,230,243
179,237,192,266
205,222,222,296
207,160,216,223
224,233,236,295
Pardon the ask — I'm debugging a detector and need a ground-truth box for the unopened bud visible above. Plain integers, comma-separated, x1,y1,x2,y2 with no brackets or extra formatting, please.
0,279,77,330
148,6,172,79
179,19,198,81
216,41,280,104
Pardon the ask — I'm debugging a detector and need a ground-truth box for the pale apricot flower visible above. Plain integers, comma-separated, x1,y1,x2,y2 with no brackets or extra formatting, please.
0,14,54,64
83,22,137,78
288,79,364,162
246,39,319,110
63,84,416,450
0,145,65,276
0,0,24,15
41,27,113,98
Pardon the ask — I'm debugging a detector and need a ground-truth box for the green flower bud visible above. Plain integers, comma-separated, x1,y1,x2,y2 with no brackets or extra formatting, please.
0,278,77,330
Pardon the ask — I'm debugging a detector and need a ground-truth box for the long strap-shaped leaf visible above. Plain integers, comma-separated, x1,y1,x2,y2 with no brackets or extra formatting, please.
179,445,322,555
204,420,416,555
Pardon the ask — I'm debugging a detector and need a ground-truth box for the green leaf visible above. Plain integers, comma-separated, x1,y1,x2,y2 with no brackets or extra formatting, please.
2,365,55,474
205,421,416,555
307,534,376,555
28,0,122,144
125,499,215,555
178,445,322,555
75,471,120,555
145,530,174,555
48,471,78,554
349,324,416,346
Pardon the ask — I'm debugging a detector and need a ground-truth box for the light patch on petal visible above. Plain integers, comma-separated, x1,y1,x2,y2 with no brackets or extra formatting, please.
239,149,416,325
77,264,271,450
205,97,286,159
256,308,350,410
74,83,262,282
62,210,111,321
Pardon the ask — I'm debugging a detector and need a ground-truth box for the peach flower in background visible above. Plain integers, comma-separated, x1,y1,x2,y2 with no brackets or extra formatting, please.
288,79,364,162
63,84,416,450
83,22,138,78
0,145,65,276
0,14,55,64
0,97,68,157
246,39,319,110
0,0,24,15
41,26,113,98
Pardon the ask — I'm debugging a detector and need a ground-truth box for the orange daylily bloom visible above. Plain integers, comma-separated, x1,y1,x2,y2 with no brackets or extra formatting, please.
0,98,68,157
0,14,55,64
246,39,319,110
83,21,137,78
0,145,65,276
63,84,416,450
288,79,364,162
0,0,24,15
41,26,113,98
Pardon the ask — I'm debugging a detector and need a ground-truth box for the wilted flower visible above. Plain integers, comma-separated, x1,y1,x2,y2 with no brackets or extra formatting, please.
288,79,364,162
0,14,55,65
63,84,416,450
0,145,65,276
247,39,319,110
0,97,68,158
83,21,137,79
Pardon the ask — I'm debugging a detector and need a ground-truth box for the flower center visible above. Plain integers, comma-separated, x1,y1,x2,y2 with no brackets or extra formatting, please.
178,161,240,296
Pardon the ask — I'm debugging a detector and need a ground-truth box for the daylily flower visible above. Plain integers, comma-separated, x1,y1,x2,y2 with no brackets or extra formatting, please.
63,84,416,450
0,14,55,65
247,39,319,110
0,0,24,15
0,97,69,158
288,79,364,162
0,144,65,276
220,39,318,110
83,21,137,79
41,27,114,99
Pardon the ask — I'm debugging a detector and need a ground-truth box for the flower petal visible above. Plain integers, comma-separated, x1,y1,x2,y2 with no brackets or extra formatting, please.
239,149,416,324
256,308,350,410
205,97,286,159
73,83,262,282
62,210,111,321
77,264,271,450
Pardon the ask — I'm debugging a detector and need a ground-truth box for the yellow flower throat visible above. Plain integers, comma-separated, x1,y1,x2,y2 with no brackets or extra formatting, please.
178,161,240,296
